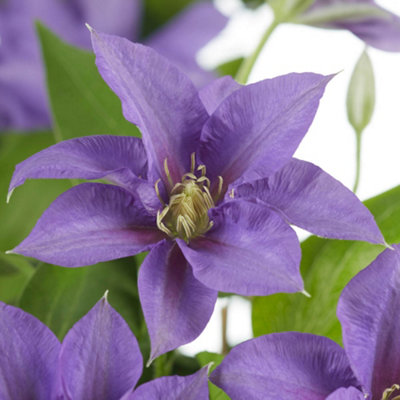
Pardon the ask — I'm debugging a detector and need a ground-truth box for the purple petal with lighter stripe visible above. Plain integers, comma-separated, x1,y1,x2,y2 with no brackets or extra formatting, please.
179,200,303,296
236,158,384,244
90,29,208,185
11,183,163,267
56,295,143,400
0,302,60,400
338,245,400,398
138,240,217,361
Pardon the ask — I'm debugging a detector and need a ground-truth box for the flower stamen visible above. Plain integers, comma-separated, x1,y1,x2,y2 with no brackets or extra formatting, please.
382,384,400,400
163,158,174,189
156,155,217,242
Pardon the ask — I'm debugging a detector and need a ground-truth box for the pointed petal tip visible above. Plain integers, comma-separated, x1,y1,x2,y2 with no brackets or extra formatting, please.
301,289,312,298
102,289,110,302
85,22,94,33
5,249,15,255
385,241,395,250
6,189,14,204
146,356,155,368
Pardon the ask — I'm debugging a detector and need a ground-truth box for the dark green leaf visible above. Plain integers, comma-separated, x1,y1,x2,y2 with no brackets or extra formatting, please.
196,352,230,400
0,254,34,304
0,132,70,250
216,58,244,79
141,0,195,38
252,185,400,344
36,23,140,141
18,257,145,346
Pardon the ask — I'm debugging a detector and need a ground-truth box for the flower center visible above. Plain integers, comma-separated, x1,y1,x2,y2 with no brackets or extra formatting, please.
155,154,223,242
382,384,400,400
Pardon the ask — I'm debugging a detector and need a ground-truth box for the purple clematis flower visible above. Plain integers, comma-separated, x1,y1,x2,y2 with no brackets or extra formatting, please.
296,0,400,52
0,293,210,400
0,0,226,130
7,30,385,361
211,245,400,400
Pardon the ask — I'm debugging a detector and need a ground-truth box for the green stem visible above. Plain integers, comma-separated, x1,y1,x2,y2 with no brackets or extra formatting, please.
235,19,280,84
353,133,362,194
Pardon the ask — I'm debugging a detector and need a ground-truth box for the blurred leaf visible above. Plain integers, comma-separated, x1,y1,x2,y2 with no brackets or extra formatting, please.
196,352,230,400
347,49,375,136
240,0,264,9
36,23,140,141
216,58,244,79
0,132,70,250
142,0,195,38
18,257,145,344
0,254,34,304
252,185,400,345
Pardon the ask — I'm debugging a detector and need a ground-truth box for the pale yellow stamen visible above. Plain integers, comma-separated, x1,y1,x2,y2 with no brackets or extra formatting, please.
382,384,400,400
156,155,221,242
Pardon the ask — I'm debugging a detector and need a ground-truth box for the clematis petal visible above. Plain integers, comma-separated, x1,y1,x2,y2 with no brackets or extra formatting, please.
178,200,303,296
9,183,163,267
0,302,60,400
199,73,333,191
56,295,142,400
89,29,209,185
326,387,365,400
8,135,148,199
123,366,210,400
300,1,400,52
210,332,359,400
199,76,242,115
146,1,227,88
138,240,217,362
236,158,385,244
337,245,400,398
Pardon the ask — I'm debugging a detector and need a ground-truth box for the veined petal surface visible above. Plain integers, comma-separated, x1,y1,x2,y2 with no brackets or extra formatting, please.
0,302,60,400
338,245,400,398
210,332,359,400
236,159,384,244
199,76,242,115
199,73,333,191
8,136,147,198
146,1,227,87
56,296,142,400
138,240,217,362
124,366,209,400
178,200,303,296
90,29,209,184
11,183,163,267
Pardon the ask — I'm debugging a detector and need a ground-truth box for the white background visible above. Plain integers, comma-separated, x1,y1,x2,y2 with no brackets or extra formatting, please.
181,0,400,356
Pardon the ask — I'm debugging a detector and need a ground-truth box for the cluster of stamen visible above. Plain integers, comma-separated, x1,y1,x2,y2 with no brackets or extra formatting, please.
382,384,400,400
155,153,223,242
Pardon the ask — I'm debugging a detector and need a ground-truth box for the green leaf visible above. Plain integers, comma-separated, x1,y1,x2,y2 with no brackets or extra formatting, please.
18,258,144,341
196,352,230,400
252,185,400,345
36,23,140,141
0,254,34,304
0,132,70,250
347,50,375,136
216,58,244,79
141,0,195,38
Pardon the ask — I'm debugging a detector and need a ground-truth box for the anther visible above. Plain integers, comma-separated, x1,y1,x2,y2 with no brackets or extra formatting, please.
154,179,166,206
197,164,206,177
197,176,211,187
163,158,174,188
190,152,196,174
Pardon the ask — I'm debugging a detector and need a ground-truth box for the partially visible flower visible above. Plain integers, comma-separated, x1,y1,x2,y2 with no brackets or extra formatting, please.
211,245,400,400
0,0,226,130
7,31,385,361
0,293,209,400
294,0,400,52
